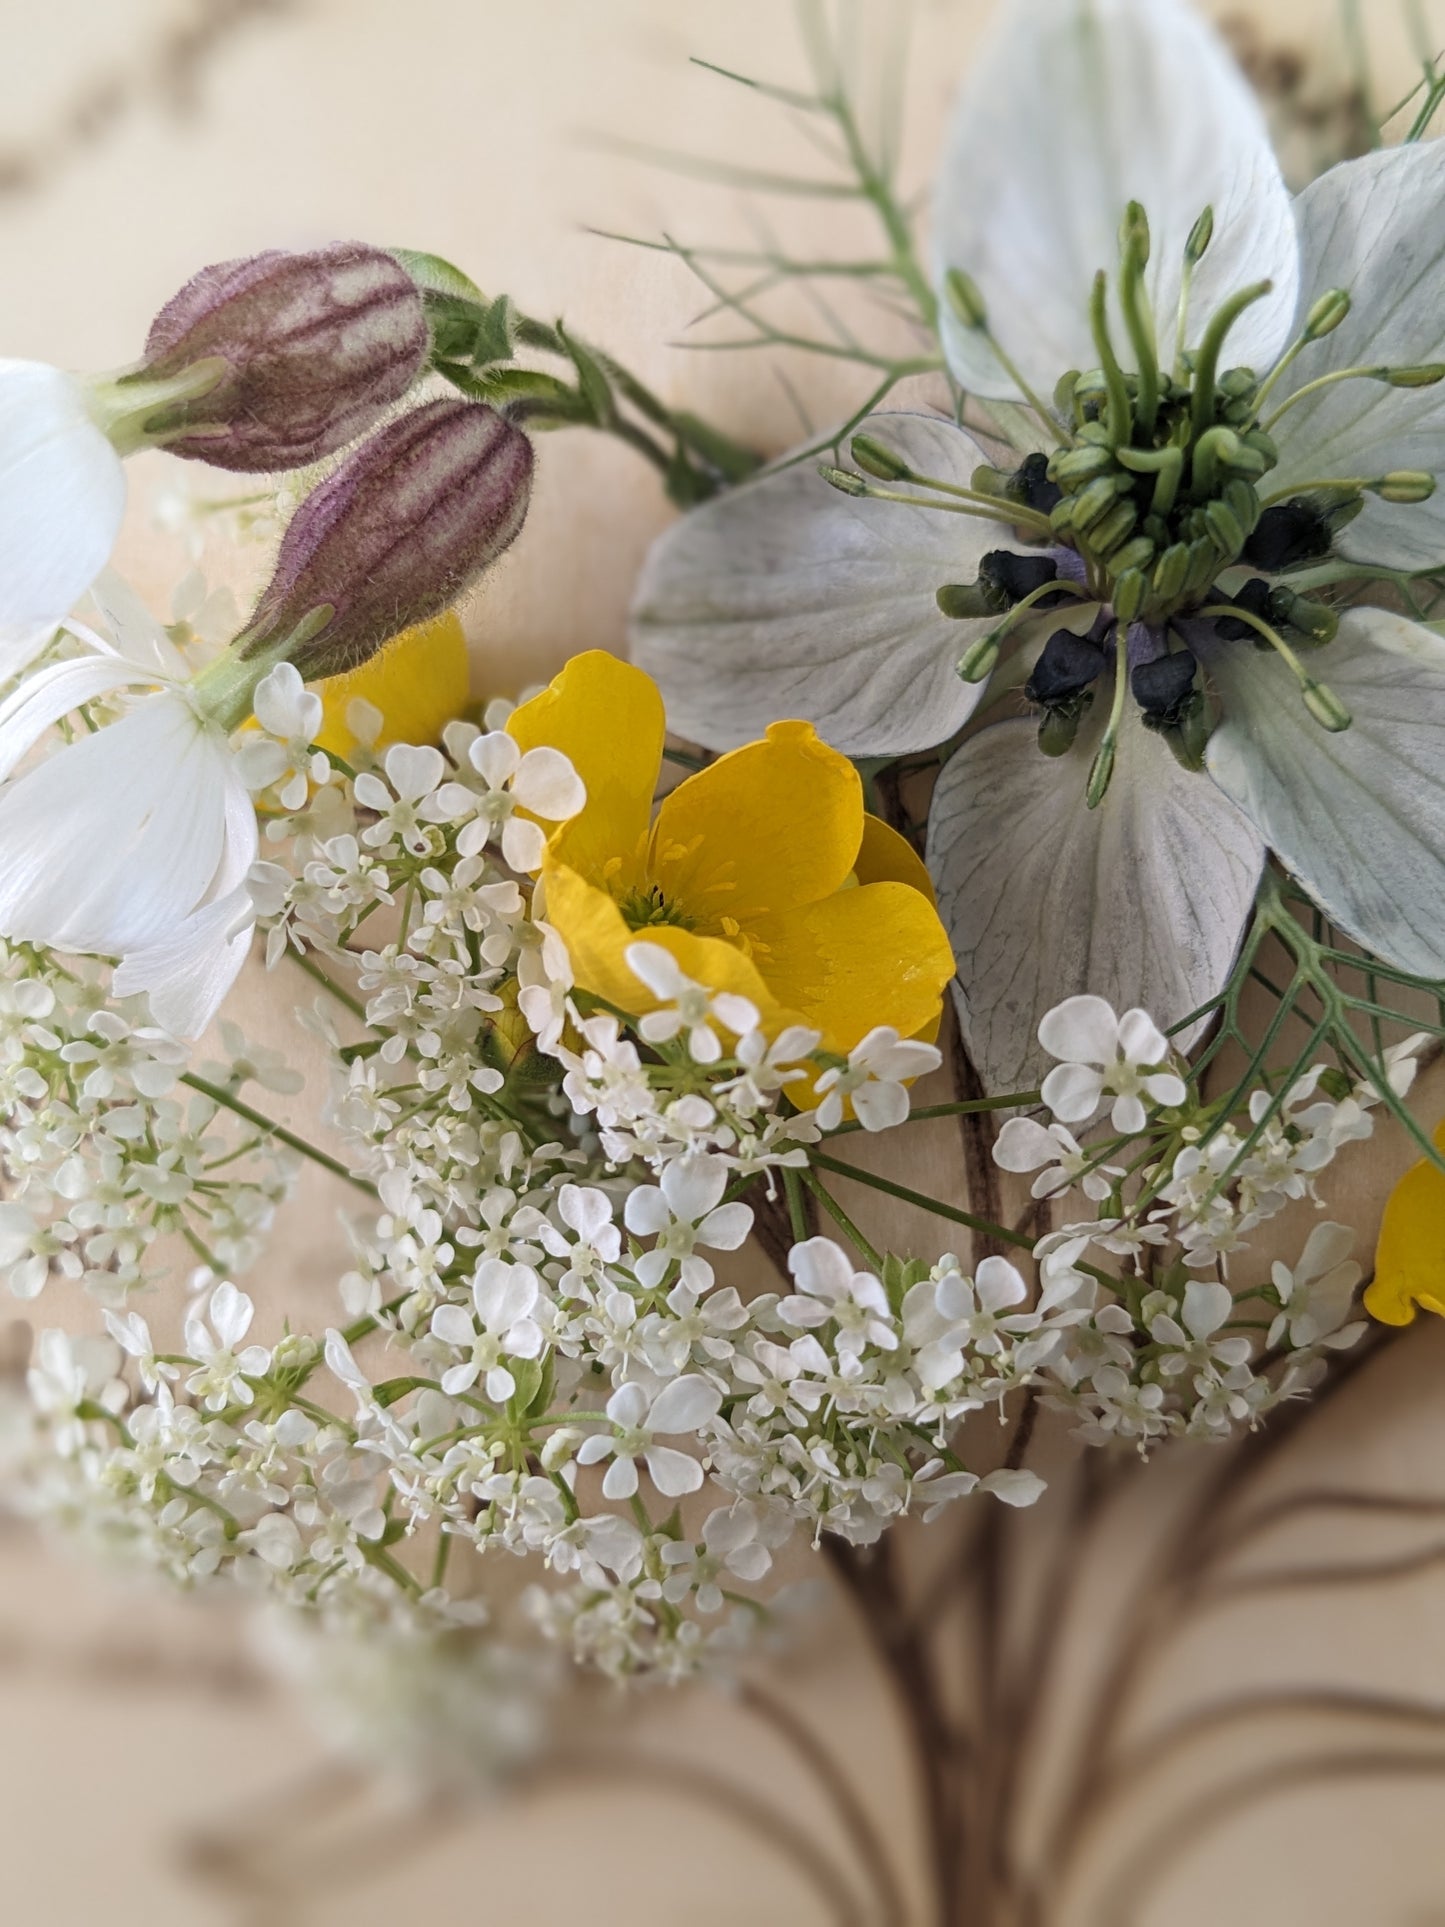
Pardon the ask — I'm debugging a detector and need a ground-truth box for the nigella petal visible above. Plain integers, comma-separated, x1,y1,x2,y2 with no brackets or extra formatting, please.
1265,139,1445,573
932,0,1298,401
1205,606,1445,977
928,703,1264,1092
632,412,1008,757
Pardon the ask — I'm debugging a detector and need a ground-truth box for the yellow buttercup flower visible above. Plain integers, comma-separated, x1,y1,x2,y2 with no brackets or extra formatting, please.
314,610,470,758
1365,1122,1445,1325
507,650,955,1052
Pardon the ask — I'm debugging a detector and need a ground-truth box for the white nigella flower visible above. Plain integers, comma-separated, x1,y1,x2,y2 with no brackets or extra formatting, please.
633,0,1445,1088
0,582,268,1037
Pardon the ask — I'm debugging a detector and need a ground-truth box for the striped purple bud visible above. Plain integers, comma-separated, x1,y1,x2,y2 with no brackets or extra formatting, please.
237,399,533,677
140,242,428,471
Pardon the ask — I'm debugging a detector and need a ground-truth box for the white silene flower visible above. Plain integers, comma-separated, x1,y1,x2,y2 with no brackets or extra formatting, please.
633,0,1445,1090
0,361,127,674
0,581,264,1036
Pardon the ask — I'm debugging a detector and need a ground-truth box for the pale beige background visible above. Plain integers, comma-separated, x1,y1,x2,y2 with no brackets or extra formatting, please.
3,3,1445,1923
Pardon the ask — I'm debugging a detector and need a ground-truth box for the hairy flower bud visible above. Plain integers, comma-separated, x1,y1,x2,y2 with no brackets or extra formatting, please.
138,243,428,471
236,398,533,678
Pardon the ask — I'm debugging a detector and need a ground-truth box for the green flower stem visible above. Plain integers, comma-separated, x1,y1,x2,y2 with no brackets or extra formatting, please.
288,947,366,1021
783,1166,811,1243
362,1542,422,1597
799,1167,885,1270
181,1072,377,1197
824,1092,1042,1139
809,1152,1034,1253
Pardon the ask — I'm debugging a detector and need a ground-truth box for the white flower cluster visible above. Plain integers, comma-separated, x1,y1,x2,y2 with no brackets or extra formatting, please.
0,943,294,1305
0,696,1393,1681
995,995,1397,1449
7,708,1047,1680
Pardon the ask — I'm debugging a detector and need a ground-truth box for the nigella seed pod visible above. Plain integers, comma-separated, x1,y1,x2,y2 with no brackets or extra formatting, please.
139,243,428,471
237,398,533,678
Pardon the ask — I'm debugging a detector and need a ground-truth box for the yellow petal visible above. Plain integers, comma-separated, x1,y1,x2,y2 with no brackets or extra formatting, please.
854,813,937,905
509,651,664,893
543,857,777,1019
1366,1123,1445,1325
314,612,470,757
650,721,862,930
749,879,955,1055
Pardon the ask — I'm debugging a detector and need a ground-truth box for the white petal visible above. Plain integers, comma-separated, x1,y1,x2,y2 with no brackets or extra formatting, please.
788,1237,856,1302
113,887,254,1038
623,1186,670,1238
1116,1008,1171,1067
209,1281,253,1348
625,941,683,1001
979,1468,1046,1508
501,815,546,874
1204,607,1445,976
851,1080,910,1133
643,1445,704,1498
383,741,444,800
484,1364,517,1405
1040,1062,1106,1124
631,413,1005,755
602,1455,639,1501
1182,1279,1233,1341
0,361,126,630
932,0,1297,400
87,571,189,680
0,699,230,954
430,1303,475,1346
1039,994,1121,1067
513,745,585,820
469,730,520,788
0,651,153,783
974,1255,1027,1312
992,1115,1064,1173
660,1153,728,1224
648,1373,723,1436
929,706,1264,1092
696,1202,753,1252
1296,1221,1355,1284
1267,141,1445,571
605,1381,649,1429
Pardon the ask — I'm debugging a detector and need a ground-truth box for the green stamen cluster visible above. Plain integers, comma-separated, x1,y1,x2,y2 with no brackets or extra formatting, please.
1035,206,1303,628
620,885,695,932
